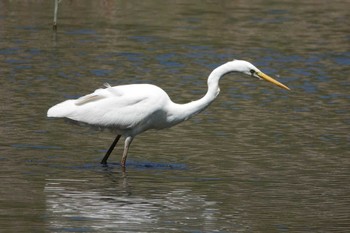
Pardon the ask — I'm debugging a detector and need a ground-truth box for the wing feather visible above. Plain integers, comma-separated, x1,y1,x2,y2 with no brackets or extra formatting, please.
50,84,170,131
75,94,106,106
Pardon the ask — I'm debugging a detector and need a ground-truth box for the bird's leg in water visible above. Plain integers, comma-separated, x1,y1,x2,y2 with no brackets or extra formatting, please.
101,135,121,165
121,136,133,168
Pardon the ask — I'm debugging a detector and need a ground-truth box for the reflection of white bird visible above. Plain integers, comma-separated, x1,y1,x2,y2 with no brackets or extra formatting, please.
47,60,290,168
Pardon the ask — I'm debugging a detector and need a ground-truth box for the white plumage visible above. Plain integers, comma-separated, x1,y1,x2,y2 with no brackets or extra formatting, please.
48,84,173,133
47,60,290,168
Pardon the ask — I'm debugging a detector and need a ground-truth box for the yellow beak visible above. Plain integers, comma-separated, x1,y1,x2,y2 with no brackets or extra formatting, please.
257,71,290,91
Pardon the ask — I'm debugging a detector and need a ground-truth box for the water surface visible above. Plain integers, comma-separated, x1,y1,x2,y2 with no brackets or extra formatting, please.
0,1,349,232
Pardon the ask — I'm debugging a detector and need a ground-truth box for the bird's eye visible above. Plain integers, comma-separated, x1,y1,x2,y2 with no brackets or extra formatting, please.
250,69,255,75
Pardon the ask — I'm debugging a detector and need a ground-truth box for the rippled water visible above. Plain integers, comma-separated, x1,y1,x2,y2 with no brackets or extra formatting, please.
0,1,349,232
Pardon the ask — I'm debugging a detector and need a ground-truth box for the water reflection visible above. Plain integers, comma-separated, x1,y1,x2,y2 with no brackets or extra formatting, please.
45,177,219,232
1,0,349,232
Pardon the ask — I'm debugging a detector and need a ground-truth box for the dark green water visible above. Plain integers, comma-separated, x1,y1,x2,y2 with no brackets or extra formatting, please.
0,1,349,232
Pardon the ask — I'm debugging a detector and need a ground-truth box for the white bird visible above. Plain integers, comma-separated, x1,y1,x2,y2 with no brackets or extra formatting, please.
47,60,290,168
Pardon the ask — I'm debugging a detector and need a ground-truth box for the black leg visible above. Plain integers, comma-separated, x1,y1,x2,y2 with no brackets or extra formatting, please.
101,135,121,165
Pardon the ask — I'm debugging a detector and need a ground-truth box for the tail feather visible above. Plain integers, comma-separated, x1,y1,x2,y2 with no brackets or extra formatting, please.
47,100,76,118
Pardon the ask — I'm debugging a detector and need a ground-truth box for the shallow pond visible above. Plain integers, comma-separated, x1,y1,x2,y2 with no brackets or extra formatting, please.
0,1,349,232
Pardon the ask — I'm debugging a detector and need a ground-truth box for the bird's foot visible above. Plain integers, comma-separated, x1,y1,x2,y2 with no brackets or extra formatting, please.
101,161,108,167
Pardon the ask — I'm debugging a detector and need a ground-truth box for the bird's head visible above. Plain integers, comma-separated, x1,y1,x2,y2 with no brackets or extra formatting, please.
227,60,290,91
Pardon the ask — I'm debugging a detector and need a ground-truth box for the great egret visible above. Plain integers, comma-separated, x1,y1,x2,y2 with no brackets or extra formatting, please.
47,59,290,168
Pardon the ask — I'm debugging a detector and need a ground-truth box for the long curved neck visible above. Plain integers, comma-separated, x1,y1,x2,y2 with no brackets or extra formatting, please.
167,62,233,124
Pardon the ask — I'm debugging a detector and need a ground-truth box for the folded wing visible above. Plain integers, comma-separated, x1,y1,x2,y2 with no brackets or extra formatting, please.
47,84,169,130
